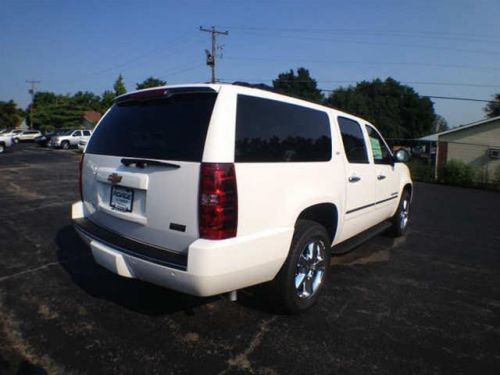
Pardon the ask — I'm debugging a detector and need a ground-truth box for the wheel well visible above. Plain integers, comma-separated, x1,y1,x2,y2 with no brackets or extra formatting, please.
296,203,338,243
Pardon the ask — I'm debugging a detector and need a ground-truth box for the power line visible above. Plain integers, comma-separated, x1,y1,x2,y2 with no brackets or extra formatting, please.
218,25,500,44
225,56,500,72
219,79,497,104
220,77,500,89
199,26,228,83
229,30,500,56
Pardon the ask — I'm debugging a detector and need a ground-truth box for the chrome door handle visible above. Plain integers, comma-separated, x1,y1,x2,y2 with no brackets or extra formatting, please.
377,175,386,180
348,176,361,183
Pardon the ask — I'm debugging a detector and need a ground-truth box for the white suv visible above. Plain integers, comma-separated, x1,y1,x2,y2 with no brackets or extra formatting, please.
72,84,412,313
0,133,13,153
15,130,42,142
50,129,92,149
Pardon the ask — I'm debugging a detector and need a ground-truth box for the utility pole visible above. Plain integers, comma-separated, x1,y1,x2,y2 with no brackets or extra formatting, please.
26,80,40,129
199,26,228,83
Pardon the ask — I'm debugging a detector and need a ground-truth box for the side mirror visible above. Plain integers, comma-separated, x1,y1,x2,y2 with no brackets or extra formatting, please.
395,149,410,163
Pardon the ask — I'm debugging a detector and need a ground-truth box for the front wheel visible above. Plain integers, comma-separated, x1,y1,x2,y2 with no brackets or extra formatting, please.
13,138,19,144
389,191,410,237
61,141,70,150
0,144,4,153
270,220,330,314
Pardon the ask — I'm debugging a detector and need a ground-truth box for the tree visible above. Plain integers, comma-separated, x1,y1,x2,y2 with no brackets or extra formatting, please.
113,74,127,97
484,93,500,118
325,78,436,139
29,92,84,129
0,100,24,129
100,90,115,113
272,67,323,103
433,115,449,132
136,76,167,90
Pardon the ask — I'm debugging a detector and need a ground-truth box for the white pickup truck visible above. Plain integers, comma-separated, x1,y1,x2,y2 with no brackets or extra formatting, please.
49,129,92,149
0,133,13,153
72,84,412,313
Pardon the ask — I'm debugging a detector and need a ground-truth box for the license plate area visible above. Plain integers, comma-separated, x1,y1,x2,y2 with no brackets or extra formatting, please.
110,186,134,212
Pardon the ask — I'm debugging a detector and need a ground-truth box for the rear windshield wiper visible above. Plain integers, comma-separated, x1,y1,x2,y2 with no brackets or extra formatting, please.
121,158,180,169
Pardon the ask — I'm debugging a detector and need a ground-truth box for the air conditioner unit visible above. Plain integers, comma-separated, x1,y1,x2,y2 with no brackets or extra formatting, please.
489,149,500,159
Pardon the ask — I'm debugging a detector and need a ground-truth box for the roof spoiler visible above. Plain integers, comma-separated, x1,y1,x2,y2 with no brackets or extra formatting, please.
115,86,216,104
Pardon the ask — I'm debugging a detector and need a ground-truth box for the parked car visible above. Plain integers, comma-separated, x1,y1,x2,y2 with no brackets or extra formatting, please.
0,132,13,153
72,84,412,313
2,129,23,143
35,129,69,147
49,129,92,149
14,130,42,142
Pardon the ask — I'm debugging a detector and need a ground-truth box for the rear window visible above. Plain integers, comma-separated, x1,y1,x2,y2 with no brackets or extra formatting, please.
235,95,331,162
86,93,217,162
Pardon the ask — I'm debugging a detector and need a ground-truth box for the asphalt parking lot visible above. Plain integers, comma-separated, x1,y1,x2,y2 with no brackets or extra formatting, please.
0,143,499,374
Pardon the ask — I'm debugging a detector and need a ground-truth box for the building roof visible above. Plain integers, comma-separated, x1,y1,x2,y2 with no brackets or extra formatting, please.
83,111,102,124
419,115,500,141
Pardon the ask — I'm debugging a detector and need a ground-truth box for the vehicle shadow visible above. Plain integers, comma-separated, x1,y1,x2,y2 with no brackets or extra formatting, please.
55,225,218,316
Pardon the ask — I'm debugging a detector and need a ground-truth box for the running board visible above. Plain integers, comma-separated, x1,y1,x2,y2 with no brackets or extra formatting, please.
330,221,392,255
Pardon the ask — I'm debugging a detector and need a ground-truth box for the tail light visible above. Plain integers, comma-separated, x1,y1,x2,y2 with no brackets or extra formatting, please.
79,154,84,201
199,163,238,240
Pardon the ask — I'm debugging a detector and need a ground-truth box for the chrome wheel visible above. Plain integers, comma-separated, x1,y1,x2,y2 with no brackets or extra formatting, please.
400,198,409,229
295,240,326,299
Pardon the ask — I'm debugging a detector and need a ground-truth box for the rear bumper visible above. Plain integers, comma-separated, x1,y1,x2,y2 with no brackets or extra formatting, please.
72,201,292,296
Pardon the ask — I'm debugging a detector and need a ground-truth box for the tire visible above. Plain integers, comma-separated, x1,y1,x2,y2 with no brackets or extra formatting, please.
389,191,410,237
61,141,70,150
270,220,330,314
0,143,4,153
13,138,19,144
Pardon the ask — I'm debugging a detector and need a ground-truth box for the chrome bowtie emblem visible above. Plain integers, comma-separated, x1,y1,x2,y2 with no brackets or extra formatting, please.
107,173,122,184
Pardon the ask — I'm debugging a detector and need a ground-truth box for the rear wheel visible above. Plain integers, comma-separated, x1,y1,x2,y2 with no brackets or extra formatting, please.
61,141,70,150
389,191,410,237
270,220,330,314
0,143,4,153
13,138,19,144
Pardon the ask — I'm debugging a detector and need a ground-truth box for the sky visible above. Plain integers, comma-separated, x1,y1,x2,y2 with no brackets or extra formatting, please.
1,0,499,129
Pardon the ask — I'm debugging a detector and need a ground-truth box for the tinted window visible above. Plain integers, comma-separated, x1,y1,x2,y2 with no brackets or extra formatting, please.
338,117,369,164
235,95,331,162
365,125,392,164
74,131,82,136
83,130,91,136
86,93,217,161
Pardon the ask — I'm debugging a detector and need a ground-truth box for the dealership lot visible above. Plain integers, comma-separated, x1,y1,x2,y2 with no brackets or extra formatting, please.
0,144,499,374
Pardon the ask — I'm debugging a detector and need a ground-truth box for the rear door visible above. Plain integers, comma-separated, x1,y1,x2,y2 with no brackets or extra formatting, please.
82,88,218,254
365,124,400,220
337,116,377,241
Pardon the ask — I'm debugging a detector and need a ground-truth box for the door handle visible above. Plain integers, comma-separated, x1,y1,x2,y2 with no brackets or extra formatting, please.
377,175,386,180
348,176,361,183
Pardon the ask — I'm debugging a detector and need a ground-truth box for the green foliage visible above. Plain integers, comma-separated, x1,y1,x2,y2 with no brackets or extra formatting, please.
28,91,100,130
0,100,24,129
136,76,167,90
407,160,435,183
484,93,500,118
325,78,436,139
100,90,115,113
272,67,323,104
440,160,475,187
40,125,55,134
113,74,127,97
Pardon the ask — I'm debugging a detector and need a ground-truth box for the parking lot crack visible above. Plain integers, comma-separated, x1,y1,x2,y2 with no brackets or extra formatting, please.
0,255,88,283
221,316,278,374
